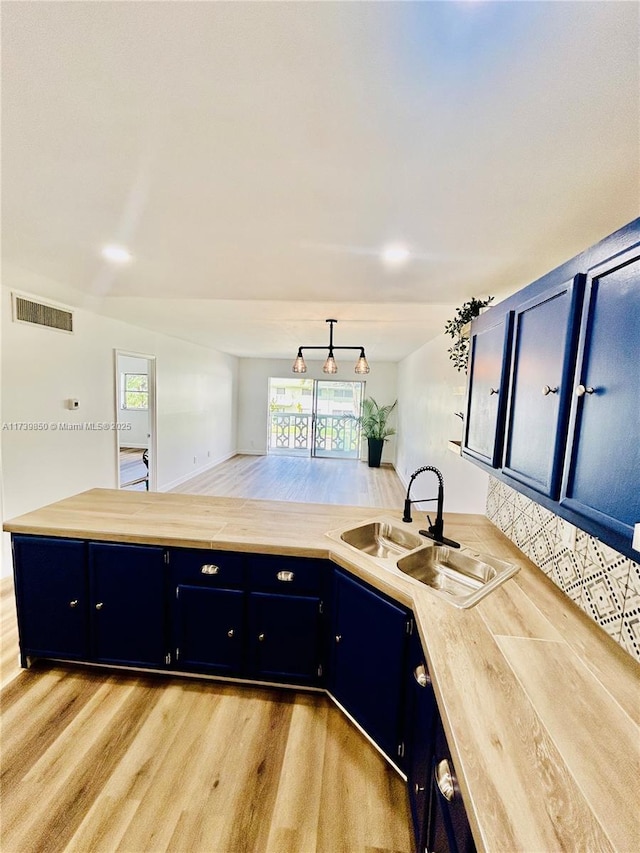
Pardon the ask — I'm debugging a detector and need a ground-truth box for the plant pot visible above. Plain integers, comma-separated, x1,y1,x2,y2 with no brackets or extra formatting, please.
367,438,384,468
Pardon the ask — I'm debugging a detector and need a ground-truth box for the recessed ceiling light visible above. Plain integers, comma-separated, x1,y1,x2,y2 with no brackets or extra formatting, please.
101,244,132,264
381,244,410,266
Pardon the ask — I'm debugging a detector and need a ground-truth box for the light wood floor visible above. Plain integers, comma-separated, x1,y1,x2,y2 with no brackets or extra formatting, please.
171,453,407,509
0,452,413,853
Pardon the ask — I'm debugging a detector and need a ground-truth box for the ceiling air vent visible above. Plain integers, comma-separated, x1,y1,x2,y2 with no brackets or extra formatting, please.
12,293,74,333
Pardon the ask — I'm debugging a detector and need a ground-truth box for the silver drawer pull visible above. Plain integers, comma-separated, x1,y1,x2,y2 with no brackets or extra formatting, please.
414,663,431,687
201,564,220,575
435,759,455,802
277,570,295,582
489,387,499,396
227,629,234,638
542,384,558,396
69,599,79,608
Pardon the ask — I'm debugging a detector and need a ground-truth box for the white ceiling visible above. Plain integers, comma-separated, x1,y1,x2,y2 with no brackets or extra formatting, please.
2,1,638,361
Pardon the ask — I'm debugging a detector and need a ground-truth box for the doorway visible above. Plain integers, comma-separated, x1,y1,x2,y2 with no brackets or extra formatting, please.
114,351,157,490
267,378,364,459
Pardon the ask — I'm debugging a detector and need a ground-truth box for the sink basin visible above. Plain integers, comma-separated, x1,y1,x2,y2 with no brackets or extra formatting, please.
397,545,519,608
340,522,423,560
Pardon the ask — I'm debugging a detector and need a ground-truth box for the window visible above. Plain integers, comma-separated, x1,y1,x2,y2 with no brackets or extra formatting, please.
122,373,148,410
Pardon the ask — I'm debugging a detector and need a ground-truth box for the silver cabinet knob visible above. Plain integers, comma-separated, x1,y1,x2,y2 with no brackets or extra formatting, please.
414,783,426,794
201,564,219,575
258,633,265,642
542,385,558,396
435,759,455,802
95,602,104,611
414,664,431,687
489,387,499,396
576,384,595,397
69,599,79,608
276,570,295,582
227,629,234,638
335,634,342,643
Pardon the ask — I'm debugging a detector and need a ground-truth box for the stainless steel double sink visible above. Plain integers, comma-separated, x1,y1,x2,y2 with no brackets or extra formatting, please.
328,520,519,609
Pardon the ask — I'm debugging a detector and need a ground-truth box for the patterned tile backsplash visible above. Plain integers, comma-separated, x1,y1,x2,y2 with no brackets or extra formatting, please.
486,477,640,662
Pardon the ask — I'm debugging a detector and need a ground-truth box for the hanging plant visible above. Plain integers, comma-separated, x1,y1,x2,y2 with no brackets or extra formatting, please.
444,296,494,372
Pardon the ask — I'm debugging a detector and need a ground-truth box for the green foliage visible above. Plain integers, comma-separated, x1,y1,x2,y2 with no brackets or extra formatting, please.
444,296,494,372
352,397,397,440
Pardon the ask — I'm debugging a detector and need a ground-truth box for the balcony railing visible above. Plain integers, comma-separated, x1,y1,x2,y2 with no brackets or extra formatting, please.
269,412,360,458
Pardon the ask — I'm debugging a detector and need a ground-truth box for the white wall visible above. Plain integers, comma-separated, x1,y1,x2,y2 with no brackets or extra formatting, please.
1,272,238,575
116,354,150,447
396,333,489,514
237,358,398,463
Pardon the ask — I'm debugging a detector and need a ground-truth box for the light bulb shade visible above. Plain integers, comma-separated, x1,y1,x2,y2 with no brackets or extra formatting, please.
323,353,338,374
354,351,370,374
292,351,307,373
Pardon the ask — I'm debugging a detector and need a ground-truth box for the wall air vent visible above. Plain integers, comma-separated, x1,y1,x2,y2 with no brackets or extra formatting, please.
12,293,74,333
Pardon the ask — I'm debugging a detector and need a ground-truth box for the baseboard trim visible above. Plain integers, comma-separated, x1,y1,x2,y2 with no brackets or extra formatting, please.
158,451,237,492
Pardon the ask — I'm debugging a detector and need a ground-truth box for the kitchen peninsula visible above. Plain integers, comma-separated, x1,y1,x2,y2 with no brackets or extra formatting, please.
4,488,639,852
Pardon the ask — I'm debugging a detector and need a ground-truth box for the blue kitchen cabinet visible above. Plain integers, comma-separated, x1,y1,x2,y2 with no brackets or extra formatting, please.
248,592,323,684
12,535,89,664
405,630,437,853
560,247,640,548
330,568,411,766
174,585,244,674
247,553,327,685
502,275,584,498
169,546,246,674
462,311,513,468
88,542,167,668
426,714,476,853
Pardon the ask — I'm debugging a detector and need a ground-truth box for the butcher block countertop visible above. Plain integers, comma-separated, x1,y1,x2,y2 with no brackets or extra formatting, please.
5,489,639,853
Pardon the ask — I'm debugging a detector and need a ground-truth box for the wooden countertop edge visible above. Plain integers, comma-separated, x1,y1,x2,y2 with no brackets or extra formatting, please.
4,490,639,852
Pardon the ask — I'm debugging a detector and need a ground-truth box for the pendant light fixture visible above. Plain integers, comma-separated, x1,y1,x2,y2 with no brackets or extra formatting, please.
292,319,370,375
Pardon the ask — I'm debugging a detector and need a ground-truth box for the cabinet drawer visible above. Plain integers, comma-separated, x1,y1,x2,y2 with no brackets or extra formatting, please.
169,548,245,588
247,554,323,594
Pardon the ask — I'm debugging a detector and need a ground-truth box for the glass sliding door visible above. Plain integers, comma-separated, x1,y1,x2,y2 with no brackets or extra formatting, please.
312,380,363,459
267,378,364,459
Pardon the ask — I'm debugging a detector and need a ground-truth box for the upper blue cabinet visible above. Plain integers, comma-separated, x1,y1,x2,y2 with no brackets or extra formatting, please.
463,311,513,468
502,275,585,498
560,247,640,548
462,218,640,560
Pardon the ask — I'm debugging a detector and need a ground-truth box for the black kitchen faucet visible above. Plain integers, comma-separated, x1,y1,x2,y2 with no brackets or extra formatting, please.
402,465,460,548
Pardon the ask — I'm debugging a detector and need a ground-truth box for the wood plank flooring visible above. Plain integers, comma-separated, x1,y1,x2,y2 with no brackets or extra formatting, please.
1,577,412,853
171,454,407,509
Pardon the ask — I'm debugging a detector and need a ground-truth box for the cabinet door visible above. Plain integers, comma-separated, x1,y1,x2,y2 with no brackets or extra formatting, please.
561,248,640,548
405,632,437,853
89,542,167,667
249,592,323,685
503,276,584,497
174,585,244,674
426,717,476,853
12,535,89,661
463,312,513,468
331,569,410,764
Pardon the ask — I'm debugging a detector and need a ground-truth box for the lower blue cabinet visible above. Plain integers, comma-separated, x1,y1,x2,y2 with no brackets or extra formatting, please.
174,584,244,674
13,535,89,664
426,715,476,853
405,631,437,853
248,592,323,684
88,542,167,668
330,568,411,766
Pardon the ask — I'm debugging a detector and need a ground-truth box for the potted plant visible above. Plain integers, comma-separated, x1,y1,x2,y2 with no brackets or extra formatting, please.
444,296,494,372
353,397,397,468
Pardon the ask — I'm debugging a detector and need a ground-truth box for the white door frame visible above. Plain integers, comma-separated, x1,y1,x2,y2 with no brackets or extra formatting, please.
114,349,158,491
